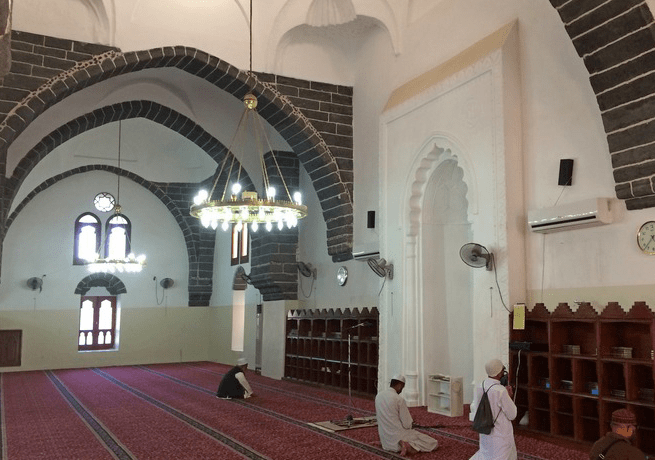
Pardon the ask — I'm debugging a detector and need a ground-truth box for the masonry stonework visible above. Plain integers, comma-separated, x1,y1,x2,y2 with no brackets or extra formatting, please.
0,31,354,304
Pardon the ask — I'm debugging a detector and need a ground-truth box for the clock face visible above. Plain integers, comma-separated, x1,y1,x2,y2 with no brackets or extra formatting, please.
337,266,348,286
637,221,655,254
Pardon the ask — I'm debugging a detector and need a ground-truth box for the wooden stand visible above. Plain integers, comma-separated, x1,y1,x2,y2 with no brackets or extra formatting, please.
509,302,655,456
284,307,379,395
427,374,463,416
0,330,21,367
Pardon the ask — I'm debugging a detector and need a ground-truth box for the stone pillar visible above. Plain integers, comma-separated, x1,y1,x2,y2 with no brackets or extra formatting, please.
260,299,298,379
403,236,420,406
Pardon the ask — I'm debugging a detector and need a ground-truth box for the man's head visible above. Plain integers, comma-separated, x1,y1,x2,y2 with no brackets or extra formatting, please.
390,374,406,394
237,357,248,371
611,409,637,439
485,358,505,380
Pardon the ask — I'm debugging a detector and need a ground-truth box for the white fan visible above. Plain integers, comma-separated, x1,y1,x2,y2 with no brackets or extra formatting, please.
367,258,393,280
297,262,317,279
459,243,493,271
26,277,43,292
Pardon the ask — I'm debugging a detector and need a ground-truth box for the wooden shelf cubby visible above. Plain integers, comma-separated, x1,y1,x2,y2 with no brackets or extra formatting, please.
509,302,655,456
285,307,378,395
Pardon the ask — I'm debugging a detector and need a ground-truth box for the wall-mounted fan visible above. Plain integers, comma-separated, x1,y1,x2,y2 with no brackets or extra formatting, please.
26,276,43,292
297,262,317,279
367,258,394,280
159,278,174,289
459,243,493,271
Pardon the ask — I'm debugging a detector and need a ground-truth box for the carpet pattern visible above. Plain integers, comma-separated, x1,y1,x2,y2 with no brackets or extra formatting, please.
0,362,590,460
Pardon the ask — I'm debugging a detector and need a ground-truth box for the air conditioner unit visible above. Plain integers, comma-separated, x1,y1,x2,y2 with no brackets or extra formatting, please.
353,243,380,261
528,198,612,233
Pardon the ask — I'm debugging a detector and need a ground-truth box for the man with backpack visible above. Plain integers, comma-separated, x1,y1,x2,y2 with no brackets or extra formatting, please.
589,408,646,459
469,358,517,460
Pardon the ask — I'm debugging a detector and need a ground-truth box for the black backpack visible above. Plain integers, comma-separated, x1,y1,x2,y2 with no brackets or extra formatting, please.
471,382,500,435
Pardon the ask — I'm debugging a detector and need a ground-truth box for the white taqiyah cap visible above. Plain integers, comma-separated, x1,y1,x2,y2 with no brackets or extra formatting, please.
237,358,248,366
391,374,406,383
485,358,504,377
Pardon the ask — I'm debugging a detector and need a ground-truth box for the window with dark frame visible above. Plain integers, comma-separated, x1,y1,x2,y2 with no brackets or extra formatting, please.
231,224,249,265
78,296,117,351
73,213,101,265
105,214,131,259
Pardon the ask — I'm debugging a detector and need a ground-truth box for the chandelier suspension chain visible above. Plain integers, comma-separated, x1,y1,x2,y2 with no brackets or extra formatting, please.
116,120,122,208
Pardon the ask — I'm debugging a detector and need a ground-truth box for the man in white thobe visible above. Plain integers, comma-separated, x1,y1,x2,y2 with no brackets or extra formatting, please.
375,374,438,456
469,359,517,460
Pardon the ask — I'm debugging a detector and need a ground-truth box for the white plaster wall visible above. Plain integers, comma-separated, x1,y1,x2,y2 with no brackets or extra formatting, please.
9,0,655,384
297,167,382,310
1,170,189,308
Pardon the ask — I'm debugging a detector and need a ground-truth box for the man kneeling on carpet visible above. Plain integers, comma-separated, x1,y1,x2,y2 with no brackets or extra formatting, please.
216,358,254,399
375,374,438,456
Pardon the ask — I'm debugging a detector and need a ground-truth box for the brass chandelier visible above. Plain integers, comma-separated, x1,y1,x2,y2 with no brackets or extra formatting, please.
190,1,307,233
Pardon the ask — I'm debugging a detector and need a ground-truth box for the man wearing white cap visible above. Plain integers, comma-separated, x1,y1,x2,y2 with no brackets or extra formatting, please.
469,358,517,460
375,374,438,456
216,357,254,399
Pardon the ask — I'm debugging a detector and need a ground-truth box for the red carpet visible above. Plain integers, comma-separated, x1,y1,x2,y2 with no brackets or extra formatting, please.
0,362,590,459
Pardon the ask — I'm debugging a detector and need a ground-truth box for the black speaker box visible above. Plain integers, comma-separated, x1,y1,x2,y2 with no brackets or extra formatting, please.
558,159,574,186
367,211,375,229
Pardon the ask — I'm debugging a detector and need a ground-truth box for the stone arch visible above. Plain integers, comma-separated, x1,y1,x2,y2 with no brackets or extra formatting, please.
74,272,127,295
0,46,353,257
4,101,252,213
7,162,212,306
548,1,655,209
405,136,478,238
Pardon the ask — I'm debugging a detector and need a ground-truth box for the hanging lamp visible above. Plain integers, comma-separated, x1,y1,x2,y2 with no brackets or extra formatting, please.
85,121,146,273
190,0,308,233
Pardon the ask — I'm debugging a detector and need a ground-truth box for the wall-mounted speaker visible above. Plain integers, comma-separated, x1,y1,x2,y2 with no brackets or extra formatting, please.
558,159,574,186
367,210,375,229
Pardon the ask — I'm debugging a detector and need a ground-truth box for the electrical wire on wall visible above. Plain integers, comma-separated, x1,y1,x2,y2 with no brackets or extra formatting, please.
299,274,315,298
539,179,569,303
154,276,165,305
377,276,386,297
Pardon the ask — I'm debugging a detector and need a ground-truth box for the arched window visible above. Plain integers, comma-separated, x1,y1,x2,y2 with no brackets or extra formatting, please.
74,213,101,265
105,214,131,259
231,224,249,265
78,296,117,351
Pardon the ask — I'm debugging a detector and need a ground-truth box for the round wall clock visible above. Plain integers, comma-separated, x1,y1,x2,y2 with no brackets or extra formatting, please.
336,266,348,286
637,221,655,254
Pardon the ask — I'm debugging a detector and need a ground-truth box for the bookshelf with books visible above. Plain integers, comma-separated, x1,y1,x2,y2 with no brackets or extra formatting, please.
285,307,379,395
509,302,655,455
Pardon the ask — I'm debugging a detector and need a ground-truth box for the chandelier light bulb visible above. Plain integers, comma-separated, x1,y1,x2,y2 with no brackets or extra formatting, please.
222,221,230,231
235,221,243,232
278,220,284,230
266,221,273,232
197,189,209,202
211,220,218,230
293,192,302,204
201,215,211,228
267,186,276,200
231,183,242,196
251,222,258,232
